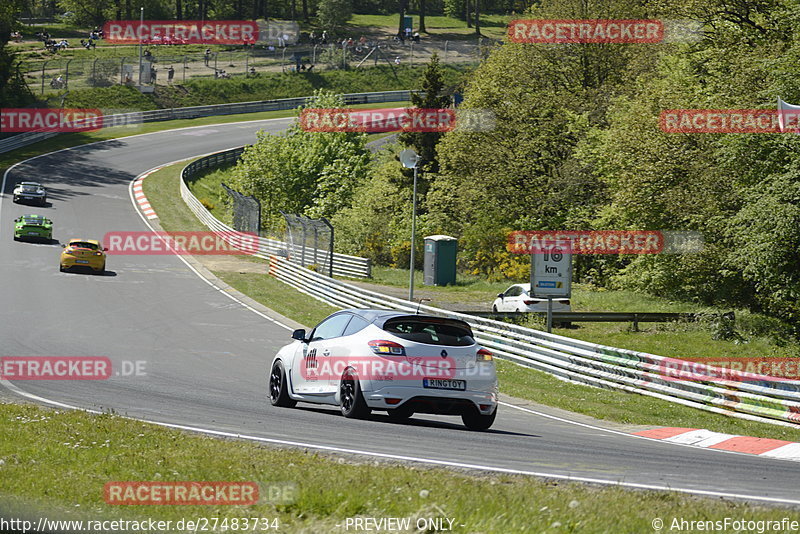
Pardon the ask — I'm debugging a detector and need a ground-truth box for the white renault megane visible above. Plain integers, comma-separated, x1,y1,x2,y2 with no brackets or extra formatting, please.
268,309,498,430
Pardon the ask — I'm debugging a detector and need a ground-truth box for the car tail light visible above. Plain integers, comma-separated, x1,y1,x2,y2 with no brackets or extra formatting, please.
477,348,493,361
523,300,534,305
385,398,402,405
368,340,406,356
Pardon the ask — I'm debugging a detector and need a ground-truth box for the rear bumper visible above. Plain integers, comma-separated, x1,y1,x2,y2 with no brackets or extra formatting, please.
16,232,51,241
60,256,105,270
362,369,498,414
14,195,46,204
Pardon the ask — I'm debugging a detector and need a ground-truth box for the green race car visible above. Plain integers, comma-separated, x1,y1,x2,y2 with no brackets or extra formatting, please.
14,215,53,242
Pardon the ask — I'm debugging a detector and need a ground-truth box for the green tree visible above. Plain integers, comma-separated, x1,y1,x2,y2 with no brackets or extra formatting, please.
398,52,451,174
228,90,371,231
318,0,351,34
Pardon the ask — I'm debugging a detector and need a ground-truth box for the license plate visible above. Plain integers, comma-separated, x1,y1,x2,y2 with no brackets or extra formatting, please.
75,260,89,264
27,232,39,235
423,378,466,391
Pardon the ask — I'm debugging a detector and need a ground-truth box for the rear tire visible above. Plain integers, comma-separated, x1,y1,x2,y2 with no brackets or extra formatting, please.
492,305,498,313
269,360,296,408
59,265,65,272
340,369,370,419
462,406,496,431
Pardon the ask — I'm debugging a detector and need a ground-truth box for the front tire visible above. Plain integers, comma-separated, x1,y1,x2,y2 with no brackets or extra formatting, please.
269,360,296,407
340,369,370,419
492,305,498,313
462,406,496,431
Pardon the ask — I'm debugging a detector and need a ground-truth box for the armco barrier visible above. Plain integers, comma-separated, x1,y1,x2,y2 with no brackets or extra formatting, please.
180,148,371,278
266,254,800,428
0,90,415,155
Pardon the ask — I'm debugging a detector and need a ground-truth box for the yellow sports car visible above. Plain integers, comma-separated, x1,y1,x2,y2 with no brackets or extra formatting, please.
60,239,107,274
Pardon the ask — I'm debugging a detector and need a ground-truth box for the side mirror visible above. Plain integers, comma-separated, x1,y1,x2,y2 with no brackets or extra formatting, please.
497,293,504,299
61,244,66,248
103,247,108,251
291,329,307,342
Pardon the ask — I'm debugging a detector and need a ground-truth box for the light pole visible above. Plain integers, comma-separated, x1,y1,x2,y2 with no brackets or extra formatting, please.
137,7,144,87
400,149,421,301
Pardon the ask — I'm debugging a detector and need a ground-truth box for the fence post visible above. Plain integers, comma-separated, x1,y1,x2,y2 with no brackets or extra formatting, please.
444,41,448,63
92,58,98,84
41,60,46,94
410,42,414,66
65,59,71,89
183,56,187,83
312,44,317,64
322,217,334,277
119,57,125,85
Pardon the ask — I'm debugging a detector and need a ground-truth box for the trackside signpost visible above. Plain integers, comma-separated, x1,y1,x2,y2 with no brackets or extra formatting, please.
530,243,572,332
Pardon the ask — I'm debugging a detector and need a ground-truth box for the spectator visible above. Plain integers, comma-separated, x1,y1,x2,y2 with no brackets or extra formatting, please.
394,56,401,65
309,31,316,44
359,35,367,45
321,30,328,44
167,66,175,83
412,32,420,43
204,48,211,66
88,38,96,49
143,49,152,60
307,64,314,72
249,66,256,76
150,66,157,83
405,27,412,40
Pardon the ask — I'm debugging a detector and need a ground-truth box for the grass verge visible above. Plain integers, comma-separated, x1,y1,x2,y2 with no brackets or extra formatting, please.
3,402,795,531
143,159,800,442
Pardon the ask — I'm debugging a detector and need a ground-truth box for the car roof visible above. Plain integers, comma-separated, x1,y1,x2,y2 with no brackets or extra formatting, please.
21,214,46,220
68,239,100,245
334,308,472,330
19,182,41,186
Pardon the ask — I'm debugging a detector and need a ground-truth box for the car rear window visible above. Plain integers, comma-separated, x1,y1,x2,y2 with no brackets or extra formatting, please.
71,242,98,250
382,318,475,346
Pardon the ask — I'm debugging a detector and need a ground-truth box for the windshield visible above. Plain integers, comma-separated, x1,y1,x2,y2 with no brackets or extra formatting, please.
383,318,475,346
22,217,45,225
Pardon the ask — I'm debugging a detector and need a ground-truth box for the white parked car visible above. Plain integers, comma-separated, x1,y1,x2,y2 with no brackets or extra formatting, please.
492,283,571,313
13,182,47,206
269,309,499,430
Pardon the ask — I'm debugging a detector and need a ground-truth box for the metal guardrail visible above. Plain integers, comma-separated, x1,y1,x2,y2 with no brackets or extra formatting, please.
180,148,372,278
457,311,715,330
0,90,415,155
265,255,800,429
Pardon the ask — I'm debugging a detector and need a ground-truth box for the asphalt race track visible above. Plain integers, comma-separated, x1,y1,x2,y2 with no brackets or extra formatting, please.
2,118,800,506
